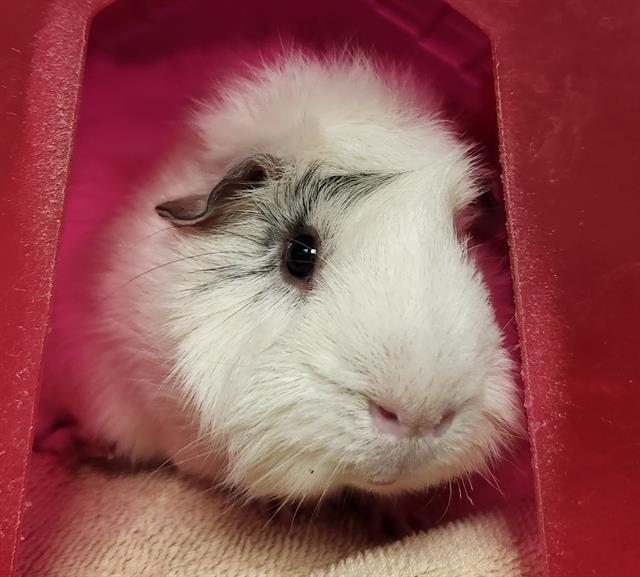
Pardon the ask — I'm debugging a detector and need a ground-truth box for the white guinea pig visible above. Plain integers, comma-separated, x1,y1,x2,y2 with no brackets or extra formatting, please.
40,50,522,502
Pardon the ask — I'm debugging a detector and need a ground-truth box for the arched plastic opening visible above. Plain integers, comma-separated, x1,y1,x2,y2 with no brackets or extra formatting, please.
77,0,503,211
18,0,537,573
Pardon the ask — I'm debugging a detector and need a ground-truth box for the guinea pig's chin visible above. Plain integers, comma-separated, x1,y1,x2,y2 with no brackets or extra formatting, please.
346,459,475,497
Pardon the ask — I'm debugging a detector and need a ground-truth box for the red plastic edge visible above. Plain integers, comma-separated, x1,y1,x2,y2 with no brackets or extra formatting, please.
0,2,111,575
450,2,640,576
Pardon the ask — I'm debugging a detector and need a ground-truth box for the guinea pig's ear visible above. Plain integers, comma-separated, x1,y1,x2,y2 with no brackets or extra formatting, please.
155,155,277,226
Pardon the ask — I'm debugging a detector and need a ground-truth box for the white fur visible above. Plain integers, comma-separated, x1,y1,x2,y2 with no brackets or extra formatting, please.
42,51,522,501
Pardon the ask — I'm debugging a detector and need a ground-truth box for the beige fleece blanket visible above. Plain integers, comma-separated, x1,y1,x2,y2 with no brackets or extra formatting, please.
16,454,544,577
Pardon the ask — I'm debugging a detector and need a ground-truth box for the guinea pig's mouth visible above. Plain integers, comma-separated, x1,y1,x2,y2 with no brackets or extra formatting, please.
343,436,476,496
356,474,421,495
367,477,398,487
353,466,447,496
365,475,398,489
348,458,420,494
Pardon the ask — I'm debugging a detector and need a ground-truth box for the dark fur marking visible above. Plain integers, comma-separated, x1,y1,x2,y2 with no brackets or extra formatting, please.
188,163,398,294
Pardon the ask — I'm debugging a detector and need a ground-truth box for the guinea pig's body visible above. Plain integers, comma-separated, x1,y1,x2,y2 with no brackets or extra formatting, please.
41,51,522,503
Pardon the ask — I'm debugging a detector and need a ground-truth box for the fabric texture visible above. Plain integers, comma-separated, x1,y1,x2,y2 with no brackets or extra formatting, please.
16,453,544,577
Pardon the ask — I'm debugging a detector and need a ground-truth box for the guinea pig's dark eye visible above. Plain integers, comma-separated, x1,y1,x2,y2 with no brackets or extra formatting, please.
284,232,318,282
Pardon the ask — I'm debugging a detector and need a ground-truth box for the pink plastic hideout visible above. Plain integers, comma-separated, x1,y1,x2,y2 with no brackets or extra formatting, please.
2,1,640,576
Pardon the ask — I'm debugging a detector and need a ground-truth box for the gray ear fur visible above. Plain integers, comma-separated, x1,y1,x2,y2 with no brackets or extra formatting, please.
155,155,276,225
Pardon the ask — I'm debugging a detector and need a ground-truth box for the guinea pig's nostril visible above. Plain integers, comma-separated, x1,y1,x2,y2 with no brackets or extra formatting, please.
373,402,398,423
433,410,456,438
368,400,410,438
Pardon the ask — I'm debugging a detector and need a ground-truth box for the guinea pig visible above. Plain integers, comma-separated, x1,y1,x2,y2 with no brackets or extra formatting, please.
39,50,523,504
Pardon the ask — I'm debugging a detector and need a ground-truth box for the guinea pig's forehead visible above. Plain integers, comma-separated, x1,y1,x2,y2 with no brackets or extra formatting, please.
269,164,399,220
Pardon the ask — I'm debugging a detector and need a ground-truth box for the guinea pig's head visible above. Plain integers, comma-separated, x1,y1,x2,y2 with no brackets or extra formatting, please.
155,57,522,501
157,153,521,502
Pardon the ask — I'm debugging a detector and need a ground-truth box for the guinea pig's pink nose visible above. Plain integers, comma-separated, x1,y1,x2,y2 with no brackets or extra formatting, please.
368,400,410,437
368,399,456,439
